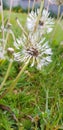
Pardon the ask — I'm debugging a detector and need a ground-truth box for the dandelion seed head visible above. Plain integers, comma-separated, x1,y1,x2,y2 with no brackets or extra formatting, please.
26,47,39,57
26,9,54,34
14,34,52,70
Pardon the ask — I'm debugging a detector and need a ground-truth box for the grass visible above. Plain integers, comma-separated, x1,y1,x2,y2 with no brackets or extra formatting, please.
0,11,63,130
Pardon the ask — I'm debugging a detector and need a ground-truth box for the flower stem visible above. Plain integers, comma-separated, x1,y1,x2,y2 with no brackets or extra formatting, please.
57,5,60,19
10,58,30,92
34,1,43,32
0,61,13,91
0,57,31,98
16,18,32,45
50,13,63,43
32,0,35,12
33,0,44,32
16,18,28,37
4,0,13,49
28,0,30,14
8,0,13,23
1,0,5,49
46,88,49,112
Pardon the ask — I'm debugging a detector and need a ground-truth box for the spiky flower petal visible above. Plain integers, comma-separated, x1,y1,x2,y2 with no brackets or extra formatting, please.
14,34,52,70
26,9,54,34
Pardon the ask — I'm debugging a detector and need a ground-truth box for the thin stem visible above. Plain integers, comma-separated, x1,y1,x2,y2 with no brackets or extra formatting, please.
33,0,44,32
16,18,32,45
0,57,31,99
8,29,15,41
57,5,60,19
47,0,50,12
4,0,13,49
32,0,35,11
0,61,13,91
50,13,63,43
16,18,28,37
8,0,13,23
28,0,30,14
9,57,30,92
1,0,5,49
46,88,49,112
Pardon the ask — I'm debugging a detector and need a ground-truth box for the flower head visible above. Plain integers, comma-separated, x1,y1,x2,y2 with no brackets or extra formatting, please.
26,9,54,34
14,34,52,70
0,43,14,62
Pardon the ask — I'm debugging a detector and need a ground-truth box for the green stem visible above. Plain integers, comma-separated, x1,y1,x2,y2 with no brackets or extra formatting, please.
0,57,31,98
32,0,35,12
16,18,32,46
0,61,13,91
16,18,28,37
28,0,30,14
50,14,63,43
10,58,30,92
33,0,44,32
46,89,49,112
4,0,12,49
8,0,13,23
1,0,5,49
57,5,60,19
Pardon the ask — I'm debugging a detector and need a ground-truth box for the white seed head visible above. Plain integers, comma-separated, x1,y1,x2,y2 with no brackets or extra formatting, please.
26,9,54,35
14,34,52,70
7,47,14,54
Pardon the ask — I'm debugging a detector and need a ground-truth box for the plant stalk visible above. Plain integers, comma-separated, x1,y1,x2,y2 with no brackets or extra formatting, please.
1,0,5,49
4,0,13,49
28,0,30,14
57,5,60,19
46,88,49,112
33,0,44,32
0,61,13,91
0,57,31,98
32,0,35,11
9,58,30,92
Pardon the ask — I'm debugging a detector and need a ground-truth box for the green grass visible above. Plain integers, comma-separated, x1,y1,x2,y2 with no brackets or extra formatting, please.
0,11,63,130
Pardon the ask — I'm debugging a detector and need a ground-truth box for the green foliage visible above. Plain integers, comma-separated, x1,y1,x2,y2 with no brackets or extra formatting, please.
0,11,63,130
12,6,35,14
12,6,24,13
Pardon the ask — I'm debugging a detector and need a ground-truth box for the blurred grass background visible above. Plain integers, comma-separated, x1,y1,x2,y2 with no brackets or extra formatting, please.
0,10,63,130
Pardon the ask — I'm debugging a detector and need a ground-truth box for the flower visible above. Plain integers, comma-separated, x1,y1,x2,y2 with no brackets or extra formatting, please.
0,43,14,62
26,9,54,34
7,47,14,54
14,34,52,70
0,22,15,61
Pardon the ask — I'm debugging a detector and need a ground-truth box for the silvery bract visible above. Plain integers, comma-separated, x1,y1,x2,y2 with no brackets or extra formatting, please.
14,34,52,70
26,9,54,34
